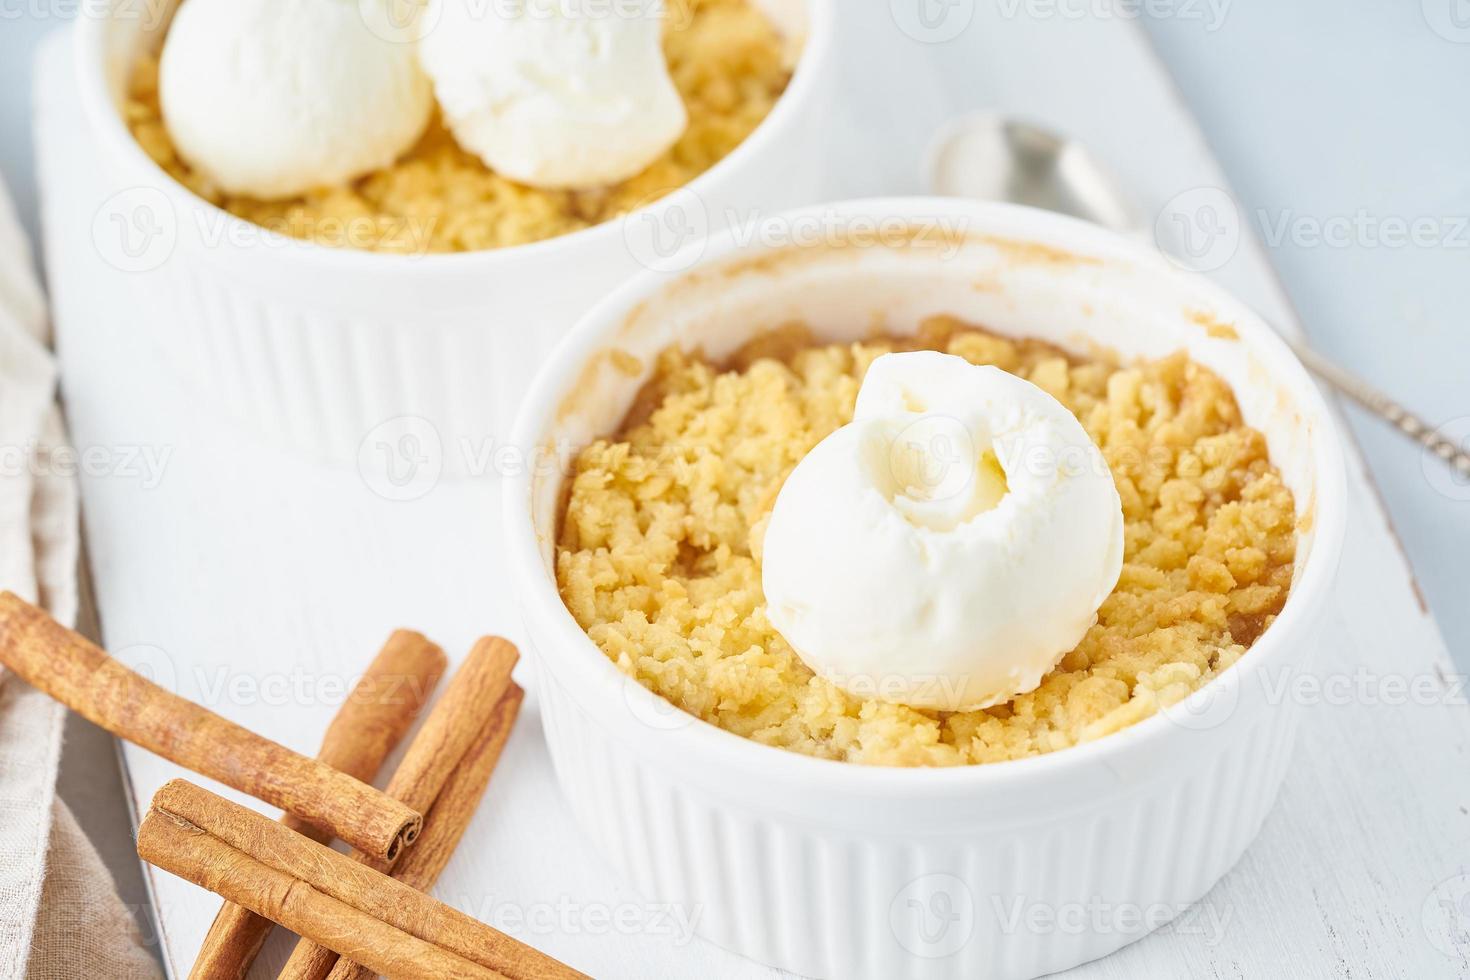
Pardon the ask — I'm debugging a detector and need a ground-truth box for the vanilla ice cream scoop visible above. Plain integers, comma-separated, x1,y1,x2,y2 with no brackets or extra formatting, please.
762,351,1125,712
159,0,433,200
419,0,688,189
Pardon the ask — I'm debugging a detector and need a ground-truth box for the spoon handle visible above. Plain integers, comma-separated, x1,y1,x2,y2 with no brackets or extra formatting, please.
1285,338,1470,478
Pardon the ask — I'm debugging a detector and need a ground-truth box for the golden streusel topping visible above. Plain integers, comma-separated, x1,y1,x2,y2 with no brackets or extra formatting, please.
126,0,789,253
556,318,1297,767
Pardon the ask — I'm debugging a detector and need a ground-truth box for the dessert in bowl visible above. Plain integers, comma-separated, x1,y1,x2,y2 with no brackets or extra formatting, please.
556,319,1294,766
125,0,798,253
506,200,1345,978
77,0,832,467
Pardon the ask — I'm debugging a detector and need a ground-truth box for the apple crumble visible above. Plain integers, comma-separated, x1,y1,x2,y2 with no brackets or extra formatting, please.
124,0,792,253
556,318,1298,767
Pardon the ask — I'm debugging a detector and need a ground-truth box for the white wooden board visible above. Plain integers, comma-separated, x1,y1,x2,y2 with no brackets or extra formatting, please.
34,6,1470,978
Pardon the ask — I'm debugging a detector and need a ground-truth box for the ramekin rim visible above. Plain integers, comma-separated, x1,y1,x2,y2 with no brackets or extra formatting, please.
72,0,838,273
502,196,1348,795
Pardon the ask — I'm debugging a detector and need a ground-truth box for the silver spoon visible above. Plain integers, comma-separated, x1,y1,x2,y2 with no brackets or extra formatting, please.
924,113,1470,479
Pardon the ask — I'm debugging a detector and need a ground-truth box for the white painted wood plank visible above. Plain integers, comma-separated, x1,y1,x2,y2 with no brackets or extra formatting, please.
34,6,1469,977
34,37,786,980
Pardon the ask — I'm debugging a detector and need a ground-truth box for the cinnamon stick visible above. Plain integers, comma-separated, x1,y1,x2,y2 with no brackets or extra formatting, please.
328,684,525,980
0,591,422,862
137,779,585,980
141,797,501,980
191,630,447,980
280,636,521,980
377,636,522,821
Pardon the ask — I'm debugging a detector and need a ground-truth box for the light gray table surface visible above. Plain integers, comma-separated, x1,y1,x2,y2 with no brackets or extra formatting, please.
1,2,1465,975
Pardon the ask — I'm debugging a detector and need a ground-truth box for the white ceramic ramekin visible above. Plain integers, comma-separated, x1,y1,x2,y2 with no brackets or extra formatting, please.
74,0,835,473
505,199,1346,979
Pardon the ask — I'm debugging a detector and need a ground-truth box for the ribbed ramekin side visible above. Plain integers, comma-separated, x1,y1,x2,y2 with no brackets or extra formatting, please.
128,252,547,472
534,653,1306,980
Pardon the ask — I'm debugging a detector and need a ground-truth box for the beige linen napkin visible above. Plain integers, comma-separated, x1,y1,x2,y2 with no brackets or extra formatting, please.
23,804,160,980
0,176,159,978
